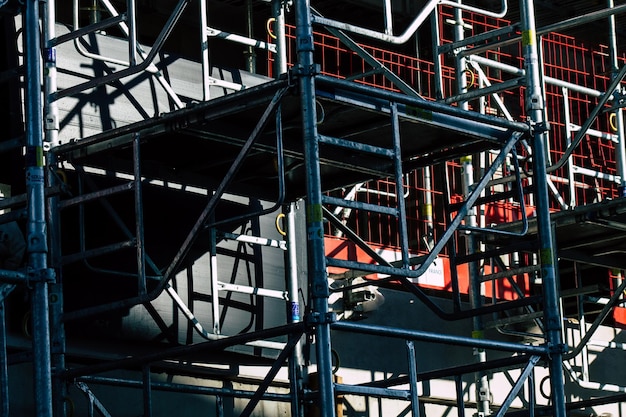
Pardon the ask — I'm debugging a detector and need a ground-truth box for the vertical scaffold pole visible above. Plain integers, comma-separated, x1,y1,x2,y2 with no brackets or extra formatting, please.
294,1,336,416
286,201,305,417
25,0,54,414
199,0,211,100
520,2,566,417
43,0,67,415
453,2,491,413
431,8,444,101
271,0,288,76
608,0,626,196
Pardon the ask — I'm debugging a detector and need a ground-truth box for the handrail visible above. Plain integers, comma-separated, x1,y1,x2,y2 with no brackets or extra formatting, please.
459,146,530,237
310,7,421,97
53,0,192,102
61,85,291,323
311,0,508,45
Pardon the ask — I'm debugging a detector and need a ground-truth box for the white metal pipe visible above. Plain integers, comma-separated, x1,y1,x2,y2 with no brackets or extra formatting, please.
469,55,605,98
286,202,301,324
221,232,287,250
571,165,621,183
204,77,244,92
207,27,277,53
588,339,626,350
311,0,508,45
562,88,577,208
165,284,286,350
564,360,626,393
200,0,210,100
217,281,288,300
568,124,618,143
383,0,393,35
128,0,137,66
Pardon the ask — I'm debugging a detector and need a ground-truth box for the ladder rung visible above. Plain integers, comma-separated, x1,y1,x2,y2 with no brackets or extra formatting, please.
62,239,136,265
479,265,541,282
485,311,544,329
322,195,399,216
318,134,395,158
326,257,410,277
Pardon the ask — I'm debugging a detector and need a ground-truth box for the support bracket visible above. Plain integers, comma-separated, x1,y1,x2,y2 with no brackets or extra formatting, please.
27,267,56,284
306,311,336,326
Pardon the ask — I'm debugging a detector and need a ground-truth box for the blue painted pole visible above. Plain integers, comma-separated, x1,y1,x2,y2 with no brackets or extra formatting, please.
520,1,566,416
294,1,336,416
25,0,54,414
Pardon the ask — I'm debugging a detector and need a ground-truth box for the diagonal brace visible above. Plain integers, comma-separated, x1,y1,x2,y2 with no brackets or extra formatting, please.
494,355,540,417
239,332,302,417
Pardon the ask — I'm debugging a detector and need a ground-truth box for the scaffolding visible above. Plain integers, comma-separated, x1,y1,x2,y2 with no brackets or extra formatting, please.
2,0,626,416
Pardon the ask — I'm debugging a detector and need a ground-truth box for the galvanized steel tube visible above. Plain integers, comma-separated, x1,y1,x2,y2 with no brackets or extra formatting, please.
25,0,53,414
271,0,288,76
295,0,336,415
608,0,626,196
520,1,566,416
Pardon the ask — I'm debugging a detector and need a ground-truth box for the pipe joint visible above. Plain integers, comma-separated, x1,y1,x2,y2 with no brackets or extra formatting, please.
27,267,56,284
528,119,550,136
27,230,49,254
546,342,568,357
292,63,319,78
305,311,336,326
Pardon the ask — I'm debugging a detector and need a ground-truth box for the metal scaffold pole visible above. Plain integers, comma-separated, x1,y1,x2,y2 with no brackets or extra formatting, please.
454,2,491,413
25,0,54,414
608,0,626,196
294,0,336,416
271,0,288,76
43,0,68,414
520,1,566,416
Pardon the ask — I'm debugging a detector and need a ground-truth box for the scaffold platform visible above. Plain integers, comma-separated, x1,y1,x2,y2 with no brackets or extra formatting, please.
487,197,626,271
54,75,529,201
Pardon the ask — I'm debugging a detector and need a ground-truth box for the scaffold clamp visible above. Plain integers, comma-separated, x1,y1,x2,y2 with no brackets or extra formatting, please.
305,311,336,326
291,63,320,78
528,119,550,136
546,342,568,358
604,90,626,113
26,267,56,284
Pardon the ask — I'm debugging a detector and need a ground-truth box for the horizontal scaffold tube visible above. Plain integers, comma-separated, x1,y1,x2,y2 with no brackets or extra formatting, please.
62,322,305,379
332,321,546,356
315,75,530,133
311,0,507,45
76,375,293,402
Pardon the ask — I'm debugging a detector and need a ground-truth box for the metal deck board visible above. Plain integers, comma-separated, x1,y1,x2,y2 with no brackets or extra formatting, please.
486,197,626,271
54,77,528,201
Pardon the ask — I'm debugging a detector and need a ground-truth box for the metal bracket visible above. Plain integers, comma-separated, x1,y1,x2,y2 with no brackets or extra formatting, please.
603,89,626,113
546,342,568,358
27,267,56,284
305,311,336,326
528,118,550,136
291,63,320,78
